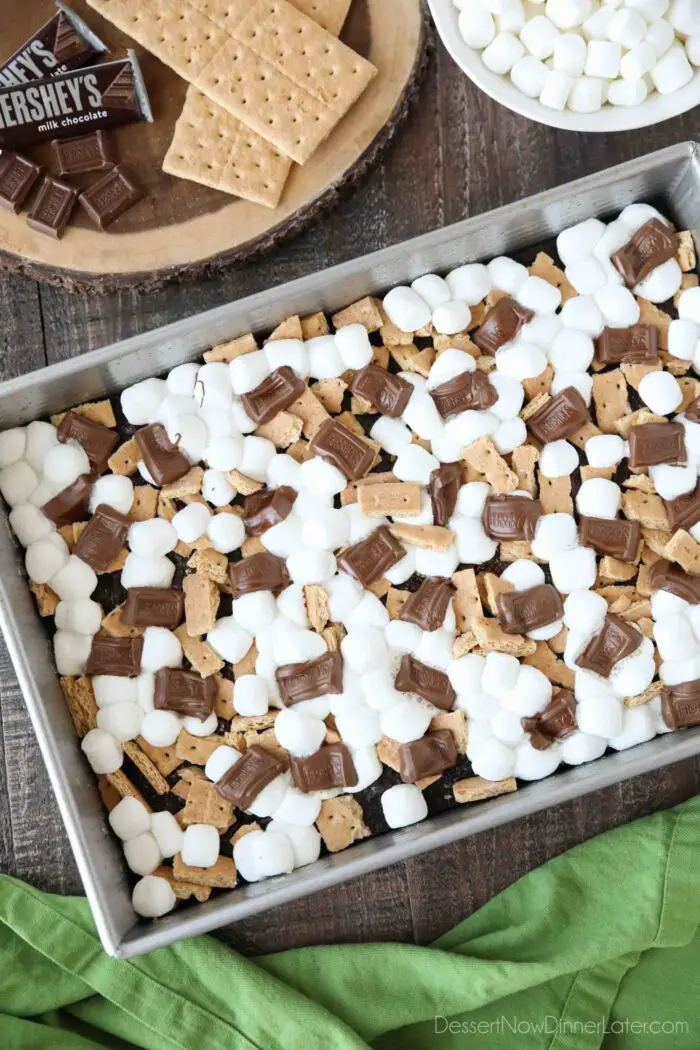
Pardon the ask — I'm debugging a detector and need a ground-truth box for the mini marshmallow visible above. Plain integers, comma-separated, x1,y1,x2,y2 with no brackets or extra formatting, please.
444,409,499,447
229,350,271,395
565,255,608,295
247,829,295,877
577,694,624,739
678,285,700,324
286,548,336,585
299,455,347,495
654,614,700,661
267,453,302,491
129,518,177,558
503,664,552,716
121,553,175,591
197,362,233,408
370,415,413,456
385,619,423,655
306,335,345,380
411,273,452,308
55,598,103,635
124,832,162,876
341,626,389,674
471,737,516,780
447,652,486,695
520,15,559,59
261,515,304,557
138,627,181,674
649,460,698,501
496,342,548,380
552,31,587,75
204,434,244,472
402,391,444,442
660,654,700,686
414,628,454,672
273,625,327,666
150,811,184,859
183,711,218,737
167,362,199,397
335,705,382,748
652,589,690,619
482,30,525,72
559,730,607,765
481,651,520,700
93,675,138,708
205,512,244,555
140,709,182,748
520,313,562,348
548,329,594,372
652,42,694,93
513,738,561,780
563,589,608,635
432,300,472,335
568,76,605,113
273,786,322,827
493,417,527,454
207,617,253,663
585,39,622,78
585,434,626,468
667,318,700,360
490,708,526,746
458,6,496,49
608,704,656,751
264,338,309,377
238,436,276,482
0,427,25,469
159,395,200,429
382,286,432,332
8,503,53,547
137,674,155,712
247,771,291,818
80,727,122,774
608,77,649,106
334,324,373,370
380,698,433,743
501,558,546,592
415,544,460,579
96,701,143,742
205,745,241,783
511,54,549,95
634,258,683,303
25,535,68,584
202,466,237,507
50,554,98,602
181,824,219,868
343,592,390,633
427,349,476,390
381,783,428,829
539,440,579,477
232,830,265,881
638,370,682,415
452,516,499,564
88,474,133,516
594,286,641,329
302,507,349,551
530,512,578,561
444,262,492,304
486,256,528,295
576,477,621,519
549,545,597,593
121,379,167,425
550,370,593,406
0,461,38,508
167,414,208,464
393,444,440,485
559,295,604,336
275,708,326,757
488,373,524,422
519,275,563,314
54,630,92,675
109,796,151,842
231,593,276,637
539,68,574,109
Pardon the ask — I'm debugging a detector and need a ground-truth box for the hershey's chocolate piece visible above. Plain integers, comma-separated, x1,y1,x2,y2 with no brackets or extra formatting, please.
291,744,358,794
527,386,590,443
229,551,289,598
350,363,413,417
41,474,92,526
243,486,296,536
215,745,286,808
579,516,641,562
628,422,686,470
497,583,563,635
482,495,542,542
78,164,145,230
101,66,134,110
395,654,456,711
661,681,700,729
122,588,184,629
685,396,700,423
665,481,700,532
86,635,143,677
153,667,215,720
240,366,306,425
399,578,454,632
72,503,130,572
472,296,534,354
56,410,118,474
27,175,77,238
522,689,576,750
575,615,642,678
647,559,700,604
52,130,115,176
276,651,343,705
0,5,107,88
134,423,190,487
429,371,497,419
611,219,679,288
309,418,375,481
399,729,458,783
0,56,152,150
337,525,405,588
429,462,461,528
0,152,41,212
595,325,658,365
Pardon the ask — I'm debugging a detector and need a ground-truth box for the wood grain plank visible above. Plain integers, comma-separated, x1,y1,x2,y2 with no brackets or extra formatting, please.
0,275,44,379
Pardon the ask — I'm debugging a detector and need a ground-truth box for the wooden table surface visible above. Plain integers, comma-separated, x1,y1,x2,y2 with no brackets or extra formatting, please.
1,32,699,956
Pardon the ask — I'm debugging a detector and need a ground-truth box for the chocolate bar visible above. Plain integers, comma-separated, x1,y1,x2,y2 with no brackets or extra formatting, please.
86,635,143,677
0,3,107,88
134,424,190,487
41,475,92,526
122,588,185,629
350,363,413,417
665,482,700,533
229,552,289,598
482,495,542,542
399,578,454,633
575,615,642,678
522,689,576,750
153,667,216,720
243,487,296,536
472,296,533,354
240,367,306,425
395,654,456,711
0,52,152,150
27,174,77,239
497,584,563,635
595,325,658,365
661,681,700,729
215,745,286,808
291,744,357,793
428,463,461,528
78,165,144,230
429,371,497,419
337,526,405,588
73,503,130,572
578,516,641,562
647,559,700,604
527,386,590,443
309,419,375,481
611,219,679,288
0,152,41,212
627,422,686,470
399,730,458,783
56,411,118,475
276,651,343,705
52,129,115,176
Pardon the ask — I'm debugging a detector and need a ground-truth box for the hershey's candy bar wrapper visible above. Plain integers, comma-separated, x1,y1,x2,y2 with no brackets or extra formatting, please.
0,2,108,87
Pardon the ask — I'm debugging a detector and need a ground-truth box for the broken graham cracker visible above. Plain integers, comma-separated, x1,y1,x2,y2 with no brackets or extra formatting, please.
592,370,630,433
482,573,514,616
615,408,667,439
122,741,170,795
621,491,669,531
389,524,454,550
214,674,234,719
358,481,422,518
108,437,138,476
30,582,59,617
469,617,536,657
154,865,212,903
105,769,149,808
60,676,97,738
183,573,220,637
310,377,346,414
287,386,330,437
523,642,575,689
303,584,329,632
665,529,700,574
341,471,395,506
181,778,235,829
331,296,383,332
429,710,468,753
386,587,409,619
204,332,257,364
161,467,203,499
187,548,229,587
174,624,224,676
256,411,303,448
463,437,518,494
538,473,573,514
316,795,370,853
511,444,539,496
453,776,518,804
172,853,238,889
625,681,664,708
243,728,289,766
136,736,183,778
129,485,159,522
100,602,144,638
678,230,696,271
51,398,116,429
175,730,222,766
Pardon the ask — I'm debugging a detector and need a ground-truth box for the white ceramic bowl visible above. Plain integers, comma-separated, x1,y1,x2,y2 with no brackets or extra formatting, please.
427,0,700,132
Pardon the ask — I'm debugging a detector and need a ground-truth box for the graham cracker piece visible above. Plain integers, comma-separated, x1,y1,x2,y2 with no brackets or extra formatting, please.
520,390,550,423
523,642,574,689
482,573,514,616
429,710,468,753
230,821,262,845
367,577,391,599
529,252,565,286
675,273,699,308
108,437,138,476
136,736,183,777
204,332,257,363
593,370,630,433
386,587,409,619
538,473,573,514
322,623,345,651
234,642,258,678
621,360,662,392
181,778,235,829
500,540,537,562
452,568,483,631
596,584,637,606
268,315,303,341
163,87,292,209
637,298,671,348
433,332,479,356
158,494,176,522
183,573,220,636
642,528,672,557
547,626,568,655
175,730,222,766
599,556,638,582
97,775,123,812
660,350,690,377
377,735,400,771
389,344,434,376
301,312,330,339
470,617,536,657
303,584,329,632
389,524,454,550
287,387,330,437
310,377,346,414
373,344,390,370
122,740,170,795
30,582,59,617
523,364,553,401
161,467,203,499
51,399,116,429
332,296,383,333
129,485,159,522
172,853,238,889
359,482,422,518
105,770,148,808
511,444,539,497
381,319,414,346
569,421,601,450
622,491,669,530
665,529,700,573
214,674,234,719
341,471,395,507
100,602,144,638
256,411,303,448
625,680,664,708
453,776,518,804
243,728,289,766
60,676,97,737
678,230,696,271
154,865,212,903
623,475,655,493
174,624,224,677
621,599,652,622
229,711,277,733
316,795,370,853
463,437,518,494
636,564,654,597
227,469,264,495
452,630,477,657
187,548,230,587
580,465,615,482
242,535,266,559
287,438,312,463
351,393,373,415
679,376,700,412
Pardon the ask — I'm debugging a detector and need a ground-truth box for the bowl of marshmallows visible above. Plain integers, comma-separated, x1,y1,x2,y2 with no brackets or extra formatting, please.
427,0,700,131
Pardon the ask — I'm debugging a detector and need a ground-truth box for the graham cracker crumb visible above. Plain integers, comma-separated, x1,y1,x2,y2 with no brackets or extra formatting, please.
228,711,277,733
453,776,517,804
523,642,574,689
316,796,370,853
204,333,257,363
580,465,615,482
303,584,329,633
287,387,330,438
359,481,422,517
386,587,409,619
108,438,139,476
161,467,203,499
256,411,303,448
174,624,224,677
523,364,553,401
153,865,211,902
52,399,116,429
664,529,700,573
230,821,262,845
301,312,329,339
520,391,550,423
341,471,395,507
213,675,234,719
332,296,383,332
429,710,468,753
172,853,237,889
129,485,159,521
452,630,477,657
183,573,220,637
228,470,264,495
310,377,347,413
100,602,144,638
268,316,302,341
599,556,638,582
30,582,59,617
622,491,669,530
175,730,222,766
187,548,229,587
389,523,454,550
470,617,536,657
452,568,483,630
678,230,696,272
463,437,518,494
511,444,539,496
322,623,345,651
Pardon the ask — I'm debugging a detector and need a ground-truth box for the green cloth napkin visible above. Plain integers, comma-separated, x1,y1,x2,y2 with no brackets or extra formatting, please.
1,796,699,1050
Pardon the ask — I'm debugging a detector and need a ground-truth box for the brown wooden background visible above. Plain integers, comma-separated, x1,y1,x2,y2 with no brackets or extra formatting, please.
1,30,699,955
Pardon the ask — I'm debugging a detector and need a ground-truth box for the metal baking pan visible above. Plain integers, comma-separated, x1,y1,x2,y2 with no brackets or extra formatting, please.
1,141,700,959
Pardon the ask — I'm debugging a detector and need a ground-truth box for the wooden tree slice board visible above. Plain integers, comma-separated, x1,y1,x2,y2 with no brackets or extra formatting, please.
0,0,431,294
